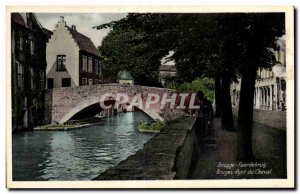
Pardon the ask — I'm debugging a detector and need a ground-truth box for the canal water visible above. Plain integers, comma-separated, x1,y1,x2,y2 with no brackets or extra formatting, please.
12,112,154,181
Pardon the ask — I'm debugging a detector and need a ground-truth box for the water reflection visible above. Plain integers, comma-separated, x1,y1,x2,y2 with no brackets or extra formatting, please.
12,112,153,181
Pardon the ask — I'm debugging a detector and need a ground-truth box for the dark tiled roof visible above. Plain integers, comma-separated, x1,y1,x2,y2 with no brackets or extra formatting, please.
43,27,53,40
159,65,177,72
11,13,26,26
67,27,100,56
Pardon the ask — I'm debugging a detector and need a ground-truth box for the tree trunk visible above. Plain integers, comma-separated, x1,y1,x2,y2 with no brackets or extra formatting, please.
214,72,222,118
220,69,234,131
236,60,257,161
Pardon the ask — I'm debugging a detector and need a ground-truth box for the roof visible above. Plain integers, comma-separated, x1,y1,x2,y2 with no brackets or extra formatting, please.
43,27,53,40
159,65,177,72
12,13,47,35
67,27,100,56
117,70,134,80
11,13,26,27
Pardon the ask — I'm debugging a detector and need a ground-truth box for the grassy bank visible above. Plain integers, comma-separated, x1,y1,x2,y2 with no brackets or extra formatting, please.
34,117,105,131
139,121,165,133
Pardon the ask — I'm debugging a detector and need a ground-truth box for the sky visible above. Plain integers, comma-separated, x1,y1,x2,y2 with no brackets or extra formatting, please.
35,13,285,64
160,51,175,66
35,13,127,47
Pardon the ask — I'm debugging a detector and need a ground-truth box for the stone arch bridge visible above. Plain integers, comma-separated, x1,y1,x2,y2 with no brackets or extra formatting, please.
45,84,185,124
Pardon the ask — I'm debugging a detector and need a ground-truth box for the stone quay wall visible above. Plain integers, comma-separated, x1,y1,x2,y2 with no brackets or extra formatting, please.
94,115,198,180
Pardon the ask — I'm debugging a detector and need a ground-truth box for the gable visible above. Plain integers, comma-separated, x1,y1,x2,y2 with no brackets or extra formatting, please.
46,24,80,86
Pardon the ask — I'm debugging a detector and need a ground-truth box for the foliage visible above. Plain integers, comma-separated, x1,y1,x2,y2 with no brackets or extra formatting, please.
139,121,165,132
99,28,165,86
164,80,179,90
166,78,215,101
36,123,79,130
97,12,285,160
96,13,284,83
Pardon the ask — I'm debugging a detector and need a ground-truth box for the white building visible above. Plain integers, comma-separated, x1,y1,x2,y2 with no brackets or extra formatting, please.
231,49,286,111
46,16,101,89
159,51,177,86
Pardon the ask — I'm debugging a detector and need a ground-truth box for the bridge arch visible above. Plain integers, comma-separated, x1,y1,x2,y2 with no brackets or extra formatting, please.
58,100,164,124
46,84,176,124
58,96,115,124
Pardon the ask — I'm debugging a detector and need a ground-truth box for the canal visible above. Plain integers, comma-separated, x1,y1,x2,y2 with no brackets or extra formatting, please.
12,112,154,181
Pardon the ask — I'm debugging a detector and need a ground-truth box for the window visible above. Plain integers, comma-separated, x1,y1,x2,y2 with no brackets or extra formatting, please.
16,61,24,89
29,35,34,55
88,57,93,73
283,51,286,66
56,55,66,71
61,78,71,87
19,31,23,51
47,78,53,89
95,79,98,84
95,60,98,75
88,79,93,85
30,67,35,90
82,55,87,72
99,62,102,76
82,78,87,86
277,50,281,62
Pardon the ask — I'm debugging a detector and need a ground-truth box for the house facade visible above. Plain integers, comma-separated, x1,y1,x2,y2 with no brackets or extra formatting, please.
159,65,177,86
159,51,177,86
230,48,286,111
11,13,49,131
46,16,102,89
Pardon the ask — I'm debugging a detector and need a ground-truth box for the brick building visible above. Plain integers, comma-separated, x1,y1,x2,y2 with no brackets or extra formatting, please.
11,13,50,131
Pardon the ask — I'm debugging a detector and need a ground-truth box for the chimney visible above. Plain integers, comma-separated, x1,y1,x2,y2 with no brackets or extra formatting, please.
71,25,76,30
60,16,64,22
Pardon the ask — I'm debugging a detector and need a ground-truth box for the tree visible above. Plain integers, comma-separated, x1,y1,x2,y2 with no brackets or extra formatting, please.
214,72,222,117
97,13,220,80
99,28,164,86
95,13,285,160
235,13,285,160
96,13,239,131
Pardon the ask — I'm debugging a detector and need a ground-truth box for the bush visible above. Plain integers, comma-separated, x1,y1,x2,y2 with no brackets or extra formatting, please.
165,77,215,101
139,121,165,132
